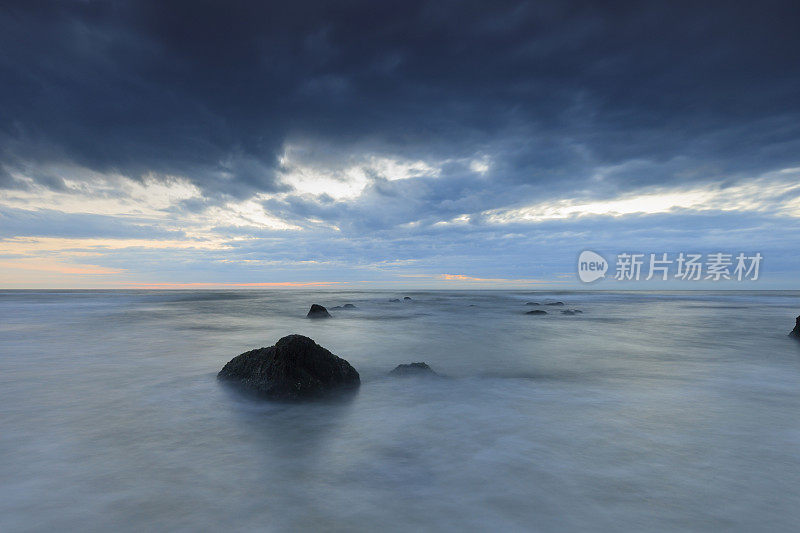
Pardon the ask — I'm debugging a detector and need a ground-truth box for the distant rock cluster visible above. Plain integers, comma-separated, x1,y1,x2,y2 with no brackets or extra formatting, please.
306,298,413,318
304,298,586,318
525,301,582,316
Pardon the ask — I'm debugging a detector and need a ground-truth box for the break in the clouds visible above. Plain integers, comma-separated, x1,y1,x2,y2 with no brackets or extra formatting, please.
1,0,799,288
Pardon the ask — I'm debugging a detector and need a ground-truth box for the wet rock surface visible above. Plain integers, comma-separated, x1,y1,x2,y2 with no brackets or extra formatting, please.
790,315,800,339
389,362,440,377
306,304,331,318
217,334,360,400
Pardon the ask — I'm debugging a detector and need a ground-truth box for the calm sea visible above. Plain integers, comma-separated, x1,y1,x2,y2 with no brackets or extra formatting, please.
1,290,799,531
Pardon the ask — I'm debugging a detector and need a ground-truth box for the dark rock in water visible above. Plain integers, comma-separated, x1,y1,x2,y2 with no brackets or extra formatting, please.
389,298,401,302
561,309,577,315
306,304,331,318
790,315,800,339
526,310,547,315
545,301,565,306
389,362,439,377
403,296,412,300
331,303,357,310
525,302,540,306
217,334,360,400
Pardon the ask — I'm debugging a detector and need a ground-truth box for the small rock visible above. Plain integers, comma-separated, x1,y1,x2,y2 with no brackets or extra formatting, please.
389,362,439,377
403,296,413,300
331,303,358,310
526,310,547,315
525,302,540,306
217,334,360,400
545,301,565,306
561,310,576,315
306,304,331,318
790,315,800,339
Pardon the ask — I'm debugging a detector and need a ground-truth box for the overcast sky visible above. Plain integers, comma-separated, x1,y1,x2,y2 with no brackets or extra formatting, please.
1,0,799,288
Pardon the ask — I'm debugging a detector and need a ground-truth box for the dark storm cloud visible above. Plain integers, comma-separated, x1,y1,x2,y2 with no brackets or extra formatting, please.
2,0,799,199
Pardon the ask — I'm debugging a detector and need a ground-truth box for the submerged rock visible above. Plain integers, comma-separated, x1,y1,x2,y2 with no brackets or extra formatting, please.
217,334,360,400
389,362,439,377
331,303,358,310
526,309,547,315
403,296,413,301
562,310,576,315
790,315,800,339
545,301,565,306
389,298,401,302
306,304,331,318
525,302,540,306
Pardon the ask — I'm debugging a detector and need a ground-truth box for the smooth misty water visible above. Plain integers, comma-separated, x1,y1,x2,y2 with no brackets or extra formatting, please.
1,290,800,532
